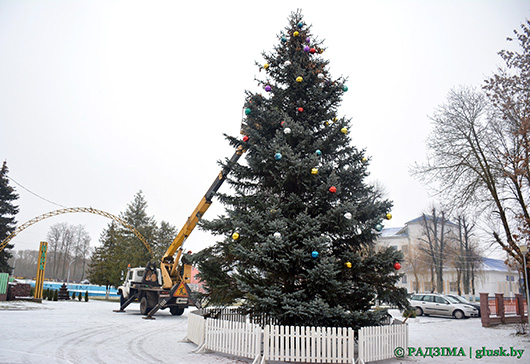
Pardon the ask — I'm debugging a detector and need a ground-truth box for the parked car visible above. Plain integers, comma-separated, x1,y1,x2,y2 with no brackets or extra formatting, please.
444,294,481,317
409,293,479,319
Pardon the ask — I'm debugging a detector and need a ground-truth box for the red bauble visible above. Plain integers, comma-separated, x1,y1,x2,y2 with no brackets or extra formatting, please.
281,121,286,127
394,262,401,270
310,48,316,54
329,186,337,193
297,107,304,113
243,136,249,142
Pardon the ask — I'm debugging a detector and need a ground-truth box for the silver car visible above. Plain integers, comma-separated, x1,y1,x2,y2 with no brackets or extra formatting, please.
409,293,479,319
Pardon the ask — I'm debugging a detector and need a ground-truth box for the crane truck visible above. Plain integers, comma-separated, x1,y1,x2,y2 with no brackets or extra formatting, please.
115,145,245,319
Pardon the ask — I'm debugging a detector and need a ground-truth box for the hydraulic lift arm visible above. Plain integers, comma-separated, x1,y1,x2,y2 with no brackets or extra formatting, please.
159,145,245,289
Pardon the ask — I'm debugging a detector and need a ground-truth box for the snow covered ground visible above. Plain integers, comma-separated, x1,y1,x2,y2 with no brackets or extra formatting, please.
1,299,529,364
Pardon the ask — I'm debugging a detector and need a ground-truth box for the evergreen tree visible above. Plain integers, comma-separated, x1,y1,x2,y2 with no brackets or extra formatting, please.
88,191,178,287
0,161,19,273
194,11,408,328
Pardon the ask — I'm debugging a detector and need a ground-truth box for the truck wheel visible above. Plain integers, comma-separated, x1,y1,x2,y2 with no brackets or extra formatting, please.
170,307,185,316
140,297,152,315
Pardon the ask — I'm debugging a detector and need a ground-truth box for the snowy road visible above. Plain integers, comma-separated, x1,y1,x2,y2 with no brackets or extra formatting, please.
0,300,250,364
1,299,530,364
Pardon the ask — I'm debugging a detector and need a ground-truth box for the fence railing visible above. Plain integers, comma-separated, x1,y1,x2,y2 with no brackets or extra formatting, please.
357,324,408,364
480,293,528,327
187,308,408,364
263,325,355,363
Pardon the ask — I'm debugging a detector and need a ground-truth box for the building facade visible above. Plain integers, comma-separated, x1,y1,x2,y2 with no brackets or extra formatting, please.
377,216,519,299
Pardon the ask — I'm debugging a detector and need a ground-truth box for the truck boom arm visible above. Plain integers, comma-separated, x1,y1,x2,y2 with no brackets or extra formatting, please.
160,145,245,289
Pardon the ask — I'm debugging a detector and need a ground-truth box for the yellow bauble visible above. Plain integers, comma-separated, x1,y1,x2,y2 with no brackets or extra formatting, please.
362,157,367,163
232,232,240,240
263,63,269,70
293,31,300,37
345,261,352,268
386,213,393,220
296,76,303,83
311,168,318,175
332,117,338,122
341,127,348,134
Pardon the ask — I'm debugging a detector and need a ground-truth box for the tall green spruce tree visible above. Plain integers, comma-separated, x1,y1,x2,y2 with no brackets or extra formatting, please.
0,161,19,273
194,11,408,328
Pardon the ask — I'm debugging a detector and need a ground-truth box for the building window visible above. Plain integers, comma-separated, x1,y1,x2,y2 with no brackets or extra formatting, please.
402,274,407,284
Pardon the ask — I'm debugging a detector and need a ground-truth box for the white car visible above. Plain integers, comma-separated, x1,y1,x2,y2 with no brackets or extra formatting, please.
409,293,479,319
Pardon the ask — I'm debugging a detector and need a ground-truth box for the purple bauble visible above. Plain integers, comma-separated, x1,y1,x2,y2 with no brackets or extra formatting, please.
306,37,310,43
265,85,272,92
303,46,310,52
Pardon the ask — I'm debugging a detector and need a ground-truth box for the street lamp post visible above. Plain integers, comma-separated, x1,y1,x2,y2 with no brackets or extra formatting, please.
520,244,530,327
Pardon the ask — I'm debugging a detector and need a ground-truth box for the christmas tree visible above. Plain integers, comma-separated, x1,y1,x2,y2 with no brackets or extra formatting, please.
194,10,408,328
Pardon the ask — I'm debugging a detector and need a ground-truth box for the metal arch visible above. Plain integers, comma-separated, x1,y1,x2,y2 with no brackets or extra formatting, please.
0,207,154,256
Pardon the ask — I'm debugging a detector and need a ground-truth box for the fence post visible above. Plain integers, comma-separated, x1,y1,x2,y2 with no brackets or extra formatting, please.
495,293,505,323
480,293,490,327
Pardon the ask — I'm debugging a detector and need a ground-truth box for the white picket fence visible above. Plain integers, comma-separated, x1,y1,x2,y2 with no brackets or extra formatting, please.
263,325,355,363
357,324,408,364
203,318,262,361
187,310,407,364
186,310,206,346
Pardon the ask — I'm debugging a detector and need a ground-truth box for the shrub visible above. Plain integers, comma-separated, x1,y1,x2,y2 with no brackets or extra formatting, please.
84,291,89,302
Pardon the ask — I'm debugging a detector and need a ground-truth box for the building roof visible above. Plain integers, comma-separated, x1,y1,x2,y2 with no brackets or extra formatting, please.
481,257,513,272
380,227,407,238
406,215,458,226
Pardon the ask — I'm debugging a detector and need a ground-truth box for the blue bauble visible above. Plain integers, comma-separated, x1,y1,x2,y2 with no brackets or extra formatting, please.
281,36,287,43
311,251,319,258
315,149,322,156
297,22,304,28
275,153,282,160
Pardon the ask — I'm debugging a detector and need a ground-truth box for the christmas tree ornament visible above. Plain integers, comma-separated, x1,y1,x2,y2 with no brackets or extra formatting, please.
324,121,330,126
305,37,310,43
275,152,282,160
345,261,352,269
317,73,324,79
374,223,383,232
311,168,318,175
274,232,281,239
332,117,338,122
304,46,310,52
394,262,401,270
284,60,291,67
311,251,319,258
296,76,303,82
297,107,304,112
242,136,249,142
293,31,300,37
281,36,287,43
310,48,316,54
362,157,368,163
263,63,270,70
284,127,291,134
297,22,304,28
329,186,337,193
385,213,392,220
232,232,240,240
315,149,322,156
341,127,348,134
281,121,286,127
342,85,348,92
245,108,251,115
265,85,272,92
344,212,352,220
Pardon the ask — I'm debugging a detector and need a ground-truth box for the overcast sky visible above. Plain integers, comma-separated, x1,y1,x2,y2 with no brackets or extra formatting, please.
1,0,529,257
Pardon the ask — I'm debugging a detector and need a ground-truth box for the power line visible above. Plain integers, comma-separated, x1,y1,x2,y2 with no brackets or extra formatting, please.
7,175,67,208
